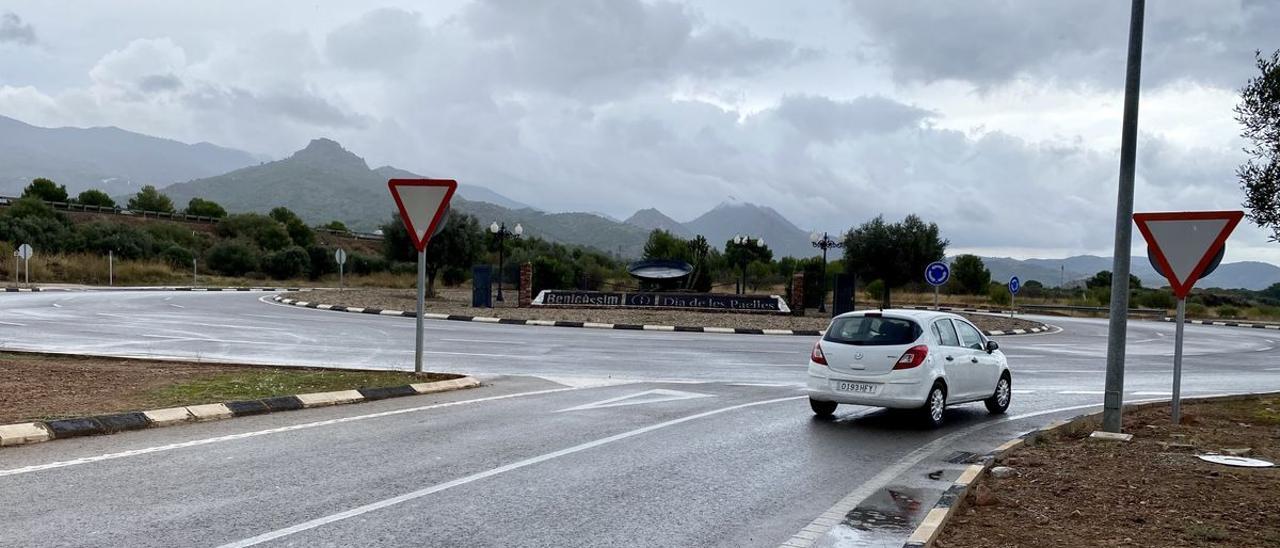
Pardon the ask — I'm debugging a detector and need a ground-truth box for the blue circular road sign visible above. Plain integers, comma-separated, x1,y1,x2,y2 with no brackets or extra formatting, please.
1008,276,1021,295
924,261,950,286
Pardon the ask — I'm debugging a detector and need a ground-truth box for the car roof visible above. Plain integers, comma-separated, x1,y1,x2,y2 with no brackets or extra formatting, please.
831,308,963,323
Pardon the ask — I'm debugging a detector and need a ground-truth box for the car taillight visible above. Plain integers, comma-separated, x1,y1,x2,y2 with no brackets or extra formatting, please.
894,345,929,370
811,341,828,366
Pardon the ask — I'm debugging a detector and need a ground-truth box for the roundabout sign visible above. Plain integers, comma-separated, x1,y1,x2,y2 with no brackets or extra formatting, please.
924,261,949,309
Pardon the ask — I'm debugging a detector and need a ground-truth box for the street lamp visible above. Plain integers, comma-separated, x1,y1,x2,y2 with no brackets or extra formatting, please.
489,221,523,302
810,231,844,313
732,234,764,294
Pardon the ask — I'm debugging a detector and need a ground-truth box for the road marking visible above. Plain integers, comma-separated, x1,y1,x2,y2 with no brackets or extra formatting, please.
441,338,511,345
0,320,27,326
1267,368,1280,371
168,304,185,309
214,395,804,548
51,303,62,308
1058,390,1104,395
0,387,585,479
1132,391,1172,396
1011,389,1036,394
556,389,714,412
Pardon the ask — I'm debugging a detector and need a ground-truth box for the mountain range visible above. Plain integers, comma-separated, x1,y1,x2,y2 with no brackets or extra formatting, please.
0,114,261,196
973,255,1280,291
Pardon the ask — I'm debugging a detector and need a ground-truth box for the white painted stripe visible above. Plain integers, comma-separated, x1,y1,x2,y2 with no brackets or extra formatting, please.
317,304,333,310
0,387,582,479
423,313,449,320
527,320,557,326
703,327,735,334
341,306,361,312
169,304,185,309
0,320,27,326
642,325,675,332
1132,391,1172,396
441,338,510,345
1011,389,1036,394
762,329,793,336
379,310,404,316
583,322,614,329
471,316,501,323
215,395,804,548
1058,390,1104,395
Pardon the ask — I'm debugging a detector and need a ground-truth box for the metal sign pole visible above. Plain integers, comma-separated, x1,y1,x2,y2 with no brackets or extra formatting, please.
415,249,426,373
1172,297,1186,424
934,285,939,310
193,258,197,286
24,257,29,284
109,250,113,286
340,262,344,291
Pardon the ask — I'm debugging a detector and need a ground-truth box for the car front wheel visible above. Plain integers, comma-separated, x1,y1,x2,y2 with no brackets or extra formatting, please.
985,374,1011,415
810,398,837,417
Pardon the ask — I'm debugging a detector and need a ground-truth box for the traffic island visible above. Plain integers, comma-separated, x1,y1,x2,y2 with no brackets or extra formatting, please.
923,395,1280,547
0,351,477,448
282,288,1052,337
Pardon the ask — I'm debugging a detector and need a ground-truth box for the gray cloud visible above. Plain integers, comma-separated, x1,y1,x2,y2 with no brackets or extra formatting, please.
0,12,36,45
771,95,934,143
842,0,1280,89
325,8,426,72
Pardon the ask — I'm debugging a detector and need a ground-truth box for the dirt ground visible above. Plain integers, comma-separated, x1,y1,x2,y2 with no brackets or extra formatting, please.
937,396,1280,547
0,352,450,423
299,288,1047,333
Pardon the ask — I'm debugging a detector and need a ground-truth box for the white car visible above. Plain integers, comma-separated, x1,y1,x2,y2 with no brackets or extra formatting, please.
806,309,1012,427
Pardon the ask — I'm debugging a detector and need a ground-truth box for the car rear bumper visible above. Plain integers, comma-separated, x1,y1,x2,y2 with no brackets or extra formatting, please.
805,362,932,409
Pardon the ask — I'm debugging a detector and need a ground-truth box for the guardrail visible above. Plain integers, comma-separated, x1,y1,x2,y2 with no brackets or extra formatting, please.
1019,303,1166,316
0,195,384,240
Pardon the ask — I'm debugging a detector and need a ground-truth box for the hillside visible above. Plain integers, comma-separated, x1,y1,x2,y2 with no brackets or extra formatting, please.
684,202,813,258
975,254,1280,291
624,208,692,237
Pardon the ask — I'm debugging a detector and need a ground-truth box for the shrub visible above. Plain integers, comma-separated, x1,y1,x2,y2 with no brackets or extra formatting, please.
206,241,260,276
350,253,389,275
306,246,337,280
442,266,468,287
532,256,574,294
0,212,72,253
160,245,195,269
1136,290,1175,310
127,185,175,213
1185,302,1208,318
22,178,68,202
218,213,291,251
285,220,314,247
71,222,155,260
988,283,1011,306
262,246,310,280
76,189,116,208
184,198,227,218
1217,305,1240,319
864,279,885,303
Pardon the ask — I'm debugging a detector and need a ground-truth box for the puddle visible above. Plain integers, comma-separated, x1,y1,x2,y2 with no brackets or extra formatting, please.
813,486,935,547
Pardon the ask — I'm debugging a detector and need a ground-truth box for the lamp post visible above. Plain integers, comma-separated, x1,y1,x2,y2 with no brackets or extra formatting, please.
489,221,523,302
810,231,844,313
732,234,764,294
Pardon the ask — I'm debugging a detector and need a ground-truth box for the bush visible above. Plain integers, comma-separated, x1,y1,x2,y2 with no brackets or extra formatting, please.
76,189,116,208
1136,290,1175,310
262,246,310,280
307,246,337,280
532,256,575,294
1216,305,1240,319
988,283,1011,306
442,266,468,287
285,220,315,247
218,214,291,251
1185,302,1208,318
864,279,885,303
184,198,227,218
71,222,155,260
206,241,260,276
22,178,68,202
0,212,72,253
350,254,389,275
160,245,195,269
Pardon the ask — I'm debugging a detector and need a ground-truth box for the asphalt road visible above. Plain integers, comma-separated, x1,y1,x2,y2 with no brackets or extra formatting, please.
2,290,1279,547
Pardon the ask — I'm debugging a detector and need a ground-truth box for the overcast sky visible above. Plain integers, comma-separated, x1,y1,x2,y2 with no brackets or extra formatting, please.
2,0,1279,262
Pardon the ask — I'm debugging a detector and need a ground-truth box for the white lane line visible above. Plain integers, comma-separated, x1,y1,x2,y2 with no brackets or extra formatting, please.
51,303,62,308
1267,368,1280,371
441,338,511,345
1058,390,1105,395
214,395,805,548
169,304,185,309
1011,389,1036,394
0,386,586,479
0,320,27,326
1132,391,1172,396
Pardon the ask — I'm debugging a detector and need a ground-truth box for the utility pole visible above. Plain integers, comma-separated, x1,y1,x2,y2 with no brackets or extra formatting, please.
193,258,198,287
1102,0,1146,433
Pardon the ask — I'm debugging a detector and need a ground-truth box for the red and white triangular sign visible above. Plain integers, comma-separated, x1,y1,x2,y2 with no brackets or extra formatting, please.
1132,210,1243,298
388,179,457,252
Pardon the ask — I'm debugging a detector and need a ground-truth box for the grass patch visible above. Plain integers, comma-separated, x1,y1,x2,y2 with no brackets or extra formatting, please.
139,369,451,408
1184,524,1230,542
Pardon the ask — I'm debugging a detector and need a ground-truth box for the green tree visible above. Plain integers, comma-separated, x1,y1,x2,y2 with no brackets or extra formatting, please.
21,178,68,202
1238,50,1280,240
687,235,714,292
217,213,291,251
0,197,72,252
724,237,772,293
842,214,948,307
642,230,693,262
1086,270,1142,290
184,197,227,218
76,189,115,208
263,246,311,279
951,254,991,295
127,185,175,213
381,212,484,297
320,220,349,233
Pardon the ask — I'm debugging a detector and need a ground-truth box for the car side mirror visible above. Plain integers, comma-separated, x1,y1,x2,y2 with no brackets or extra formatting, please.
985,340,999,354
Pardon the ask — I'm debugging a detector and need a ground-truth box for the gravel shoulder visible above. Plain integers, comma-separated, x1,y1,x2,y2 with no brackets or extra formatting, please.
0,352,453,423
298,288,1048,333
938,396,1280,547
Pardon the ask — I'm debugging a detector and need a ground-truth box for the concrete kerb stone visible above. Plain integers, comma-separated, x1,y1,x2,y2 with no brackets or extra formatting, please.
272,294,1053,338
0,376,478,450
900,390,1280,548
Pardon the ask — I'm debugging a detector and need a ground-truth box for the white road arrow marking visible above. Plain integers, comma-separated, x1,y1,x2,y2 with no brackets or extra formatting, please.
556,389,713,412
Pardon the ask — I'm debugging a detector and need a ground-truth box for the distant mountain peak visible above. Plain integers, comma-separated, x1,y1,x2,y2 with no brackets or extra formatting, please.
289,138,367,169
624,208,691,237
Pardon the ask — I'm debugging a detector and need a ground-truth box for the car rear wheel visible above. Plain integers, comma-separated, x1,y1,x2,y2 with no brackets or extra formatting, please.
810,398,837,417
985,374,1011,415
919,383,946,428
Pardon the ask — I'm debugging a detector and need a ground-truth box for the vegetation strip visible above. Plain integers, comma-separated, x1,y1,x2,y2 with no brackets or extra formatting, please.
900,391,1280,548
273,295,1050,337
0,377,479,449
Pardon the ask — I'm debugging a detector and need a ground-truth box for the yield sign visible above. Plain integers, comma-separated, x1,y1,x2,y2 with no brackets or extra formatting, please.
1133,210,1243,298
388,179,457,252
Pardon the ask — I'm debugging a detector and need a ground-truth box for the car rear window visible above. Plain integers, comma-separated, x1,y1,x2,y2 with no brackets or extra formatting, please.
825,316,922,346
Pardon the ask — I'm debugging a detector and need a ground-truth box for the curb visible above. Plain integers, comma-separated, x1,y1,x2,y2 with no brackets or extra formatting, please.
0,376,479,449
1162,317,1280,330
271,296,1051,338
900,390,1280,547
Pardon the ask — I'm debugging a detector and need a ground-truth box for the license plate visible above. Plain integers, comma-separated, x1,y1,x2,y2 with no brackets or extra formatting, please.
834,381,876,394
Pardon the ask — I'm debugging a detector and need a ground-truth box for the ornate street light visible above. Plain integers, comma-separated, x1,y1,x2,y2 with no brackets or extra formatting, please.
732,234,764,294
489,221,523,302
811,231,844,313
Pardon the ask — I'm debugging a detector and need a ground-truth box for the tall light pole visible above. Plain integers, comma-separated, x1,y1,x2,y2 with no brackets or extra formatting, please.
810,231,844,313
489,221,523,302
732,234,764,294
1102,0,1146,433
